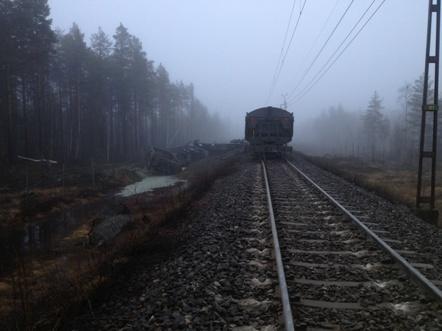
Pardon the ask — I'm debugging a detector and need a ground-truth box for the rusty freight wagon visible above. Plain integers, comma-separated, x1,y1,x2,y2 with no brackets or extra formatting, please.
245,106,294,155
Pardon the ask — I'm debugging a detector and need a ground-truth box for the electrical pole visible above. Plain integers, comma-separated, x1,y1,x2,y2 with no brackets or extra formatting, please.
417,0,441,221
281,94,288,110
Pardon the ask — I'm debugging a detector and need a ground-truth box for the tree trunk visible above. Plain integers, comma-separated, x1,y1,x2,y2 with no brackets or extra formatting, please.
22,77,28,156
6,67,14,163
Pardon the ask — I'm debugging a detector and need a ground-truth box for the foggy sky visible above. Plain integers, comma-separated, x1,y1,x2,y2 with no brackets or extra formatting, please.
49,0,427,137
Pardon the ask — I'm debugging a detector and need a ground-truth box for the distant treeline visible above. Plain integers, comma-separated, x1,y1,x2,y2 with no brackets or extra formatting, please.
0,0,225,165
296,75,442,167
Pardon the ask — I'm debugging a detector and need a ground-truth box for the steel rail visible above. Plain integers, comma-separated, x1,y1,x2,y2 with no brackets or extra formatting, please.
285,159,442,303
261,160,295,331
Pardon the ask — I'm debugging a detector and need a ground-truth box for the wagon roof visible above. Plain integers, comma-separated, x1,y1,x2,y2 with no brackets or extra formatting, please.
247,106,292,118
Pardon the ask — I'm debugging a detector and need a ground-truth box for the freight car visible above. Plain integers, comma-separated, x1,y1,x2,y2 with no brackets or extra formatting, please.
245,106,294,155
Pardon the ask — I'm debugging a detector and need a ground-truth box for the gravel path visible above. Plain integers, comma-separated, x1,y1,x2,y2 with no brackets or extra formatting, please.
68,160,280,330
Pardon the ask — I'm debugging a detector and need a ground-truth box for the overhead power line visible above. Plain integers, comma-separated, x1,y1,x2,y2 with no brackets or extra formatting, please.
290,0,388,104
276,0,308,80
267,0,307,102
301,0,341,72
288,0,377,103
268,0,297,98
288,0,355,98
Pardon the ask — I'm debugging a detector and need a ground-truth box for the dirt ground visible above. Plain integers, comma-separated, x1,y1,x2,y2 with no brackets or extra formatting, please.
0,162,147,227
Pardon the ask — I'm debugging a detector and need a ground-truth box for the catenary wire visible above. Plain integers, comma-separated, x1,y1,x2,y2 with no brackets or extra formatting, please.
288,0,378,103
290,0,388,104
288,0,355,98
268,0,307,102
267,0,297,102
299,0,341,76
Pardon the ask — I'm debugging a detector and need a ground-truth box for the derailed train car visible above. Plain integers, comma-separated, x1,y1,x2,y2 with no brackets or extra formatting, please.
245,106,294,155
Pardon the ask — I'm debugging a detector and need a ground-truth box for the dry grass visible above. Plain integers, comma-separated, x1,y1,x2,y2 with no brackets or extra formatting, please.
0,187,104,227
0,153,239,330
0,162,151,227
296,153,442,227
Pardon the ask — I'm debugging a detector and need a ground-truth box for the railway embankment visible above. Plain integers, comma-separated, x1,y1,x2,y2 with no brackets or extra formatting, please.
68,158,281,330
69,155,442,330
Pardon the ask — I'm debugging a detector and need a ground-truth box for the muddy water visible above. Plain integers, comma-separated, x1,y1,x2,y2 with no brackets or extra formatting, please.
116,175,186,197
0,176,187,273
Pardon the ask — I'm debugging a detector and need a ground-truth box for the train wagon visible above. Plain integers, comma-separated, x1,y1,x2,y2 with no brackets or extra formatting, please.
245,106,294,155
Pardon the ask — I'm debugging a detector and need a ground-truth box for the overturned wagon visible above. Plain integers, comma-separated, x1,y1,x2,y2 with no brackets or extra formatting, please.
245,106,294,155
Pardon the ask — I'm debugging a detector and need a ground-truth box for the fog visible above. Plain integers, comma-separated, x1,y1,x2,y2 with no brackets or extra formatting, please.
48,0,426,139
1,2,442,327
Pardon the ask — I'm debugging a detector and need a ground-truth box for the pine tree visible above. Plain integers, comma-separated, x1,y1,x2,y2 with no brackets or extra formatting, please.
363,91,385,161
0,0,55,162
405,76,425,142
112,24,133,159
91,27,112,59
398,76,433,161
0,6,226,166
87,28,112,160
157,64,172,148
59,23,88,160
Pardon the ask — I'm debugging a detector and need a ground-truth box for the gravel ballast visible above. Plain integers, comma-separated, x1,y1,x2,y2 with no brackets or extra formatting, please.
67,155,442,330
266,160,442,330
69,160,280,330
291,154,442,283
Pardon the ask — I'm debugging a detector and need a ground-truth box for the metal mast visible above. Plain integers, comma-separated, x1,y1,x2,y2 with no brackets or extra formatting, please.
417,0,441,218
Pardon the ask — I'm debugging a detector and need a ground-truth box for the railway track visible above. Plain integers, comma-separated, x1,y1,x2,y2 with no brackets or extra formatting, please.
290,155,442,290
262,159,442,330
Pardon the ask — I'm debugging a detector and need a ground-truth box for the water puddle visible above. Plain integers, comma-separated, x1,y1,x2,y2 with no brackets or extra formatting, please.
116,175,186,197
1,175,187,273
